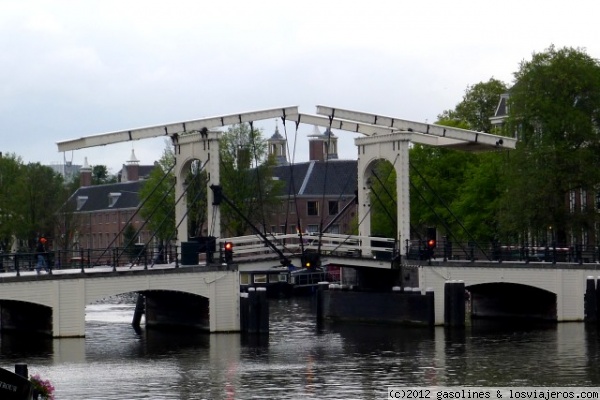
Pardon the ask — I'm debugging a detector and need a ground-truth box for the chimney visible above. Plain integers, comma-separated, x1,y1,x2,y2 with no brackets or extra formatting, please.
125,149,140,182
308,125,325,161
80,157,92,187
309,140,325,162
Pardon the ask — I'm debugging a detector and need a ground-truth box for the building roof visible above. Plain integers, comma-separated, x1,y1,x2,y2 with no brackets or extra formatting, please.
273,159,357,197
70,159,358,213
269,125,284,140
69,180,145,212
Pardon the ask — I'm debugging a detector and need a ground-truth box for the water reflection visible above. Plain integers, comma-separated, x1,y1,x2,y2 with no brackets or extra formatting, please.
586,324,600,385
2,297,600,399
0,332,54,359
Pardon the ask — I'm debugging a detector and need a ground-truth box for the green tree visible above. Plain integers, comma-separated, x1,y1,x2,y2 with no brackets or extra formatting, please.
0,154,23,251
409,144,476,242
369,160,397,238
139,144,176,246
92,165,117,185
439,78,508,133
408,78,510,244
17,162,65,248
219,123,283,236
185,161,208,238
122,223,138,261
500,45,600,245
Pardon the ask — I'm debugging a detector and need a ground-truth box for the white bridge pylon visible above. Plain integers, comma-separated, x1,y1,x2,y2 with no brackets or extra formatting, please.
57,106,515,256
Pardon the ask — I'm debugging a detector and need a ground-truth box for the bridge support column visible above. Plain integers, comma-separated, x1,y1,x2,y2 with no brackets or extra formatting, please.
444,280,465,328
243,287,269,334
174,132,221,250
356,136,410,257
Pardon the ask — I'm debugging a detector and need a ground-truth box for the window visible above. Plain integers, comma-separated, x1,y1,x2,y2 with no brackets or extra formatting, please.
108,192,121,208
569,190,576,213
76,196,88,211
240,273,251,285
289,201,296,214
307,224,319,233
268,274,281,283
329,224,340,234
253,274,267,284
307,201,319,216
581,189,587,211
328,201,339,215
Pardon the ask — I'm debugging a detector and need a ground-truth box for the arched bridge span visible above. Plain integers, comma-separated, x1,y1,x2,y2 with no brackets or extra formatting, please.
0,267,239,337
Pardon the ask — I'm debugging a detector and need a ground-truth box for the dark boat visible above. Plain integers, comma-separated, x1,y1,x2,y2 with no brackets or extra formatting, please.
0,367,34,400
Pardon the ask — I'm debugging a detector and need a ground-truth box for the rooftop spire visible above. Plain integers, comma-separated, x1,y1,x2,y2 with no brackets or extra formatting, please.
127,149,140,164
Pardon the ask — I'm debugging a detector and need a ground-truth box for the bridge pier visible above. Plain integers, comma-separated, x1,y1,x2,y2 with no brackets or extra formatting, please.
584,276,600,323
132,293,145,330
444,280,465,328
240,287,269,334
322,284,435,325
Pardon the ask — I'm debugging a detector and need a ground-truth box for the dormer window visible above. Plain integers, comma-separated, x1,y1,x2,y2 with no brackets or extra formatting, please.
108,192,122,208
76,196,88,211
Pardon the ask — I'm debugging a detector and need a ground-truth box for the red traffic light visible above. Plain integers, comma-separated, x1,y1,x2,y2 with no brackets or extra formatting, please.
223,242,234,263
427,239,436,248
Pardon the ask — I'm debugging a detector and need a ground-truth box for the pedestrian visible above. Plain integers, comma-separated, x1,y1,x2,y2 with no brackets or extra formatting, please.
36,237,50,274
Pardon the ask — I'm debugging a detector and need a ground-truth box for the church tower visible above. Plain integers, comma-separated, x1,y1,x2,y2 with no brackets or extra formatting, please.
267,121,288,166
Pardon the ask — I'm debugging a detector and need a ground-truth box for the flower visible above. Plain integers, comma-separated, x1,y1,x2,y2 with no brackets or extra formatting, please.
29,374,55,400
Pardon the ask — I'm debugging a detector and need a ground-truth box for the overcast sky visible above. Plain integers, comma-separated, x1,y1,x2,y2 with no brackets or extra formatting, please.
2,1,599,174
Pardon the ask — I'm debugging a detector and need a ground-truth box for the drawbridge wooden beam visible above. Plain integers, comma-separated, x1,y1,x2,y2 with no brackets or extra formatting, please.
56,106,299,152
316,105,517,151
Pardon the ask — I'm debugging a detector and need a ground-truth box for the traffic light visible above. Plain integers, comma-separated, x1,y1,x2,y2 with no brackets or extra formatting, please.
301,252,320,269
211,184,223,206
302,256,312,269
426,227,437,258
223,241,233,263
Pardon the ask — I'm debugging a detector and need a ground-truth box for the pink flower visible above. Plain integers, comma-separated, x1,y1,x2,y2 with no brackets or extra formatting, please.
30,374,55,400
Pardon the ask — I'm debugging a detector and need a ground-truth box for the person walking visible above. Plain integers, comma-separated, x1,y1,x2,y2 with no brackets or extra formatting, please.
35,237,50,274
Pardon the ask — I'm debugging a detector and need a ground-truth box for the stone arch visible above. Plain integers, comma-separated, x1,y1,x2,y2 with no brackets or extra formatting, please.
357,136,410,256
84,279,211,305
361,158,398,239
467,282,557,321
0,299,52,335
174,132,222,244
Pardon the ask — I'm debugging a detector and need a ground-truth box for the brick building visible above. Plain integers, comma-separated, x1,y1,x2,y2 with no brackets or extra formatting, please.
67,151,156,252
267,125,357,235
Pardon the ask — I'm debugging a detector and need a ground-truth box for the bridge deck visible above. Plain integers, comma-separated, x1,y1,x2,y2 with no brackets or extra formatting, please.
0,262,234,283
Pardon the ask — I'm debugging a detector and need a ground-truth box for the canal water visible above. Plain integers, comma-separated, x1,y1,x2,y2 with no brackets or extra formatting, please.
2,296,600,399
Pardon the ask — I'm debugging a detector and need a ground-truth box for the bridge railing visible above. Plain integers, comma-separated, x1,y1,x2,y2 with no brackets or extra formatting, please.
409,239,600,264
218,233,396,261
0,245,179,273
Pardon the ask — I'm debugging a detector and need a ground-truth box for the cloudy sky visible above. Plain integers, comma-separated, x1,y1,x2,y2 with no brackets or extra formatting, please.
2,1,599,174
